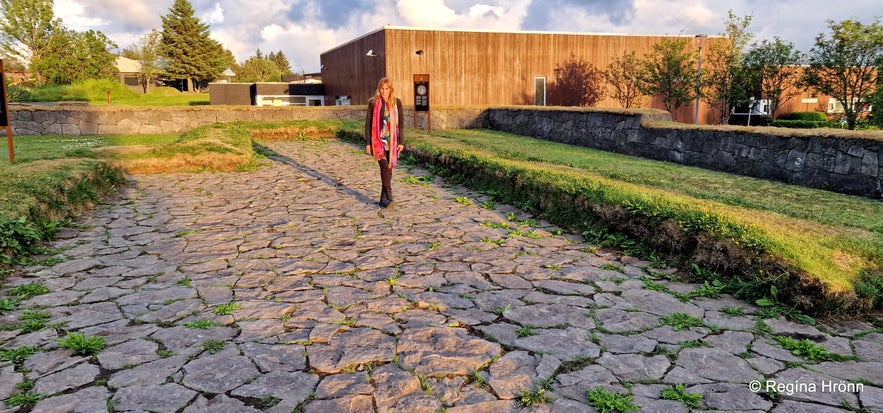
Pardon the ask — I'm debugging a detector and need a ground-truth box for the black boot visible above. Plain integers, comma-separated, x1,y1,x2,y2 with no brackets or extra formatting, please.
379,189,390,207
379,189,394,208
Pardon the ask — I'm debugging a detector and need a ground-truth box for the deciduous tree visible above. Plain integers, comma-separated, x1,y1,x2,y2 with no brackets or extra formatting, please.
803,18,882,130
639,38,696,121
159,0,226,92
237,56,282,82
702,10,753,124
742,38,804,120
0,0,60,85
604,51,644,108
34,27,117,85
123,29,162,93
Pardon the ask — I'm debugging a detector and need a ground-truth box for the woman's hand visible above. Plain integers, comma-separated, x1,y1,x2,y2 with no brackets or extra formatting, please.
366,144,372,155
397,144,404,154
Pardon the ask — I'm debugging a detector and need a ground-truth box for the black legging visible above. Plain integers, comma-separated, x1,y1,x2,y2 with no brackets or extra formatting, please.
378,151,392,197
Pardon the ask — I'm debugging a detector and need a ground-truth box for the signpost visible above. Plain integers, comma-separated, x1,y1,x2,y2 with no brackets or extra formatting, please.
0,59,13,163
413,74,430,131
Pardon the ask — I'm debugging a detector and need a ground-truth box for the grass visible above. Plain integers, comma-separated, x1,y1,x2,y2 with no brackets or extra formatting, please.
0,345,39,364
57,332,105,356
586,387,639,413
212,301,242,315
13,79,210,106
661,313,705,331
774,335,855,362
397,127,882,315
661,383,703,409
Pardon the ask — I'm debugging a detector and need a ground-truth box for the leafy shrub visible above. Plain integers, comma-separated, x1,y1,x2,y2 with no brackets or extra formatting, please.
785,112,828,122
0,216,42,263
6,83,33,102
770,120,824,129
728,114,772,126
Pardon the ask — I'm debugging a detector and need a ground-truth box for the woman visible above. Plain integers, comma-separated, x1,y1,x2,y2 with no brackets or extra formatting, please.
365,77,405,208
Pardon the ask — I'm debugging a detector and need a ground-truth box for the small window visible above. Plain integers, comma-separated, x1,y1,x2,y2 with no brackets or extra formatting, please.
534,77,546,106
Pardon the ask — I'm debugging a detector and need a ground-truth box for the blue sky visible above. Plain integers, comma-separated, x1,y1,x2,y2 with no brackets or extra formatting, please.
55,0,882,73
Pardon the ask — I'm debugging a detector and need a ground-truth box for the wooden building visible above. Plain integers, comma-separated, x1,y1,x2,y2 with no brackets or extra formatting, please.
320,26,720,123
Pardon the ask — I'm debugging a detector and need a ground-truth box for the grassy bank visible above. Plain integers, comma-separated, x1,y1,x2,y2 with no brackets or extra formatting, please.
382,128,881,316
10,79,210,106
0,136,128,266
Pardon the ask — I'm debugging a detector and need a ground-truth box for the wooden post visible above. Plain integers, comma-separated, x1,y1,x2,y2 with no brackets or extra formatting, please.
0,59,13,163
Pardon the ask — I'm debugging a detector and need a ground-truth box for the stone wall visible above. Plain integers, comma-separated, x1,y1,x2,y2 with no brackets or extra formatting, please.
485,107,883,199
8,104,487,136
9,104,882,198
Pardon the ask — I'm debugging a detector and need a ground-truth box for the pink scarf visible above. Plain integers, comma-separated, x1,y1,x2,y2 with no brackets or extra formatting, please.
371,98,398,168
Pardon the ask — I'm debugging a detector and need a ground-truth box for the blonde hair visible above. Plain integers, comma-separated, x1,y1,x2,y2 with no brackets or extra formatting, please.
375,77,396,103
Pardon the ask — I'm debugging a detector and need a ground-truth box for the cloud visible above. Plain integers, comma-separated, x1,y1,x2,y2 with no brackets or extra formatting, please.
522,0,637,30
394,0,528,31
50,0,883,73
201,2,224,25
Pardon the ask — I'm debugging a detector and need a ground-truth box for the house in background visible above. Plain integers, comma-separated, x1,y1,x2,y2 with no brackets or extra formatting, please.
115,56,164,93
319,26,848,124
115,56,143,93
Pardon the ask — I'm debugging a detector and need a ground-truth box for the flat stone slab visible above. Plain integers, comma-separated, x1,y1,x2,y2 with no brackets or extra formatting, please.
1,139,877,413
397,326,501,376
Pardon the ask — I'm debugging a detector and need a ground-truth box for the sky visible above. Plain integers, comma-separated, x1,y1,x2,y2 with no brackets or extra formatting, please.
54,0,882,74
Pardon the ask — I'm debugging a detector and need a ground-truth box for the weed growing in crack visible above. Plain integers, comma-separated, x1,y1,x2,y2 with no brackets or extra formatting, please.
57,332,105,356
586,387,639,413
661,383,703,409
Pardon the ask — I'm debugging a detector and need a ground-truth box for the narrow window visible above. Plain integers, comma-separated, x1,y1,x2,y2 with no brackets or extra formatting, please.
534,77,546,106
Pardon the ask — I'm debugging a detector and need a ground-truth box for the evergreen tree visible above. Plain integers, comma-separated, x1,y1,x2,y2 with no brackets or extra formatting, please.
269,50,293,75
159,0,226,91
0,0,60,85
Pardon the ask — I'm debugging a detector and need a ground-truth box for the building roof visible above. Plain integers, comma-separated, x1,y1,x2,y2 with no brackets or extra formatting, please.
116,56,141,73
321,25,720,54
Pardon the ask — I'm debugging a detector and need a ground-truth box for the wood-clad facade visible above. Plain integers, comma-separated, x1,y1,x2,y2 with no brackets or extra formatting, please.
320,26,718,123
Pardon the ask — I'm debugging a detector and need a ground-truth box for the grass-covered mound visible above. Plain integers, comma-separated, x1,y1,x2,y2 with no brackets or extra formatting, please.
390,128,881,316
0,155,125,265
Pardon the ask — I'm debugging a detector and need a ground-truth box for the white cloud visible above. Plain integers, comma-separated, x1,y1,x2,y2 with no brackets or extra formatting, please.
201,2,225,25
260,24,285,41
55,0,109,31
45,0,883,72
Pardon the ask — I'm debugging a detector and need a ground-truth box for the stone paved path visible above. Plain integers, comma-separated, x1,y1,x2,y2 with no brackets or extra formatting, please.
1,139,881,413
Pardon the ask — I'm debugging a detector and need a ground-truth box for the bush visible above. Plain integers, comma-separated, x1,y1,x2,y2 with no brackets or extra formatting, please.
770,120,824,129
727,114,772,126
785,111,828,122
22,79,139,103
6,84,33,102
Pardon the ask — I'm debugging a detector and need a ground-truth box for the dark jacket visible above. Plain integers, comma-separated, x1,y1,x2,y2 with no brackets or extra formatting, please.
365,97,404,149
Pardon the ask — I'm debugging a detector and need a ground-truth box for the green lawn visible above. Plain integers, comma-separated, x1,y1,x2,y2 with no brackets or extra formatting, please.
12,79,210,107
